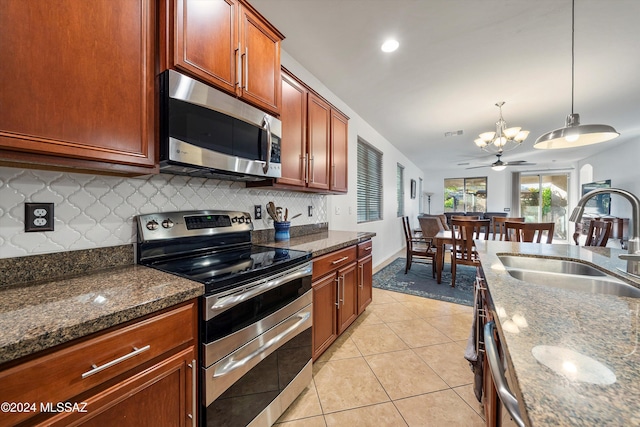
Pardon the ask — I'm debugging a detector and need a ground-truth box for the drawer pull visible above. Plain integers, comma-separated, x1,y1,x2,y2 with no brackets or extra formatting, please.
364,246,372,251
81,345,150,379
331,256,349,265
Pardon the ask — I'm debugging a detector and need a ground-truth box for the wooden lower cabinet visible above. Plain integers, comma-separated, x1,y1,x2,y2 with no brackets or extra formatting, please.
312,273,338,359
44,346,196,427
312,240,373,360
0,300,198,426
357,254,373,314
337,262,358,335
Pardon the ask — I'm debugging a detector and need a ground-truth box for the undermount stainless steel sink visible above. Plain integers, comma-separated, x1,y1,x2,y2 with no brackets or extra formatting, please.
498,255,640,298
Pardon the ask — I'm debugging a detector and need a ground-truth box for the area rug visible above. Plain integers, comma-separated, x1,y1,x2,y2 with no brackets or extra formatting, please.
373,258,475,306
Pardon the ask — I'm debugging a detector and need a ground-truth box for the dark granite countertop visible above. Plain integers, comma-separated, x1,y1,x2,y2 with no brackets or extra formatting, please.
0,264,203,366
265,230,376,257
476,241,640,426
0,231,373,367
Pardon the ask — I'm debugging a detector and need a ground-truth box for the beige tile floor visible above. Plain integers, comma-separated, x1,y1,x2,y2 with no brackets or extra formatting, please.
275,288,486,427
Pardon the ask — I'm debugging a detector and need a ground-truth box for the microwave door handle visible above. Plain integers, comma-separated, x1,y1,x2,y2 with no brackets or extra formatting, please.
262,116,272,174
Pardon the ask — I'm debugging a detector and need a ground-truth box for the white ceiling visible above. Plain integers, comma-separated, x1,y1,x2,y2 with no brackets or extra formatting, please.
250,0,640,172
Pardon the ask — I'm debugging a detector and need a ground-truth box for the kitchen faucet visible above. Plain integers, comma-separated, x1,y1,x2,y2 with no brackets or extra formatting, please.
569,188,640,276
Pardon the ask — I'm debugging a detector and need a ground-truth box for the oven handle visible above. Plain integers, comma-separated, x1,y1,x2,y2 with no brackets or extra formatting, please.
213,311,311,379
206,263,312,320
204,306,312,405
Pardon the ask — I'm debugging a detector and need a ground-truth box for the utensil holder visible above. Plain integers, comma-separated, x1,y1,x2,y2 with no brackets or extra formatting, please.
274,221,291,241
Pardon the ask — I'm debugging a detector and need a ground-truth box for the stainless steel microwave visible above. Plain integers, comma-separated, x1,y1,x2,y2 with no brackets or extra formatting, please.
159,70,282,181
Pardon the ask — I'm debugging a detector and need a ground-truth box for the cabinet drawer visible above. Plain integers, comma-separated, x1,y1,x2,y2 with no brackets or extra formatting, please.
0,301,196,426
357,240,373,258
312,246,357,280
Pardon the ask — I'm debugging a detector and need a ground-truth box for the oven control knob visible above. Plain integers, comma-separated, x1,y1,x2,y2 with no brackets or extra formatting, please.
245,216,251,223
238,216,245,223
146,220,159,231
231,216,238,223
161,219,174,229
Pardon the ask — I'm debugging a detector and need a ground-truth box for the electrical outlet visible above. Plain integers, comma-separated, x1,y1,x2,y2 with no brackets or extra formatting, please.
504,208,511,212
335,206,341,215
25,203,54,232
308,206,313,217
254,205,262,220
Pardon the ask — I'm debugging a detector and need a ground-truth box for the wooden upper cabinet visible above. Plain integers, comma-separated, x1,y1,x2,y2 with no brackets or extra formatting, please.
307,93,331,191
238,3,282,114
0,0,157,176
331,109,349,193
174,0,238,93
279,72,308,187
169,0,283,115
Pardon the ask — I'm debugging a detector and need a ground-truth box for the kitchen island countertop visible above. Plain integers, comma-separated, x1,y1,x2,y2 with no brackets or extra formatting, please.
476,241,640,426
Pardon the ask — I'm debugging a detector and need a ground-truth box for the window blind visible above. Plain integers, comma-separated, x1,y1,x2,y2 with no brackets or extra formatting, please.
397,163,405,217
357,139,383,223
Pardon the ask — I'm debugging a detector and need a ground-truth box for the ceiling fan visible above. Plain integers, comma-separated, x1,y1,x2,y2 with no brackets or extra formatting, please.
466,153,535,171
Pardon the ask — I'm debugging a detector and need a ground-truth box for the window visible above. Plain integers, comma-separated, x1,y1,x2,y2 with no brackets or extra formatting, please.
444,177,487,212
397,164,405,217
357,138,383,223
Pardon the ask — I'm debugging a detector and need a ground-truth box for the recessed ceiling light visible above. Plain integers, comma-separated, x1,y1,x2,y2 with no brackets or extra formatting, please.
381,39,399,53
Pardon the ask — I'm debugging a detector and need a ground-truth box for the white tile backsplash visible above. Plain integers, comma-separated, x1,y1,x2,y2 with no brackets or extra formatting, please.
0,166,326,258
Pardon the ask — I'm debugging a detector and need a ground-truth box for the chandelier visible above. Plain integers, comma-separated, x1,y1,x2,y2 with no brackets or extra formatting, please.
474,102,529,154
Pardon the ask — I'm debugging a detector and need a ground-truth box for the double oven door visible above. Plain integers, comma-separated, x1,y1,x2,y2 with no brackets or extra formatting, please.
201,262,313,427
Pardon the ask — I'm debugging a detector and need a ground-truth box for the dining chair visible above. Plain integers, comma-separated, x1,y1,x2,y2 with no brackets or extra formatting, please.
504,221,555,244
450,218,490,287
402,216,435,276
493,217,525,240
584,220,612,247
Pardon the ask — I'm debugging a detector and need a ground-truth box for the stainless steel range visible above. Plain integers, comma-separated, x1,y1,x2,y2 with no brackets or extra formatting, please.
136,210,313,427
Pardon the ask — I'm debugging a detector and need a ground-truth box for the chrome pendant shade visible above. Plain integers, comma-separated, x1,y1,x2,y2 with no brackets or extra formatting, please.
534,113,619,149
534,0,619,149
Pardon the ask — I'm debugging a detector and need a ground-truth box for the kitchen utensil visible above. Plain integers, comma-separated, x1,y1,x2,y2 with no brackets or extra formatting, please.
290,213,302,220
266,202,278,221
285,208,289,221
276,207,283,221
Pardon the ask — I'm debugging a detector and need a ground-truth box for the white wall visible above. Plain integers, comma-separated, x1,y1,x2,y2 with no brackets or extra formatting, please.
577,137,640,220
281,51,424,267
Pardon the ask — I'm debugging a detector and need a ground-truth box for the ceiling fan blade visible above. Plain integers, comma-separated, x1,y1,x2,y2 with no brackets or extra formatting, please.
465,164,491,170
504,162,536,167
504,160,528,165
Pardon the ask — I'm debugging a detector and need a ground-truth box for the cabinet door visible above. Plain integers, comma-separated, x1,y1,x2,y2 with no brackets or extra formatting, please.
337,263,358,335
238,3,281,115
330,109,349,193
312,274,338,360
307,93,331,191
0,0,156,175
279,72,307,187
45,347,196,427
174,0,238,95
358,254,373,314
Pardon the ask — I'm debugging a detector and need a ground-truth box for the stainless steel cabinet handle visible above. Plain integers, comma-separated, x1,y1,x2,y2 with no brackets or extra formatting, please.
81,345,150,379
331,256,349,265
243,47,248,90
332,164,336,187
235,43,241,87
484,321,525,427
359,264,363,288
302,153,308,183
340,274,345,305
335,277,340,308
310,156,315,183
187,359,196,427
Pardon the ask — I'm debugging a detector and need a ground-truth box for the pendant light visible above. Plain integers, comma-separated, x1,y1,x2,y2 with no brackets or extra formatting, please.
534,0,619,149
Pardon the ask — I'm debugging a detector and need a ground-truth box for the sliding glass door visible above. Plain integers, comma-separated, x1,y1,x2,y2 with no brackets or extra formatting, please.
519,173,569,241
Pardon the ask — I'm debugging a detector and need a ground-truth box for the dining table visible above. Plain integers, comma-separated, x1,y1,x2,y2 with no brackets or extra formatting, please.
433,228,492,284
433,229,453,284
